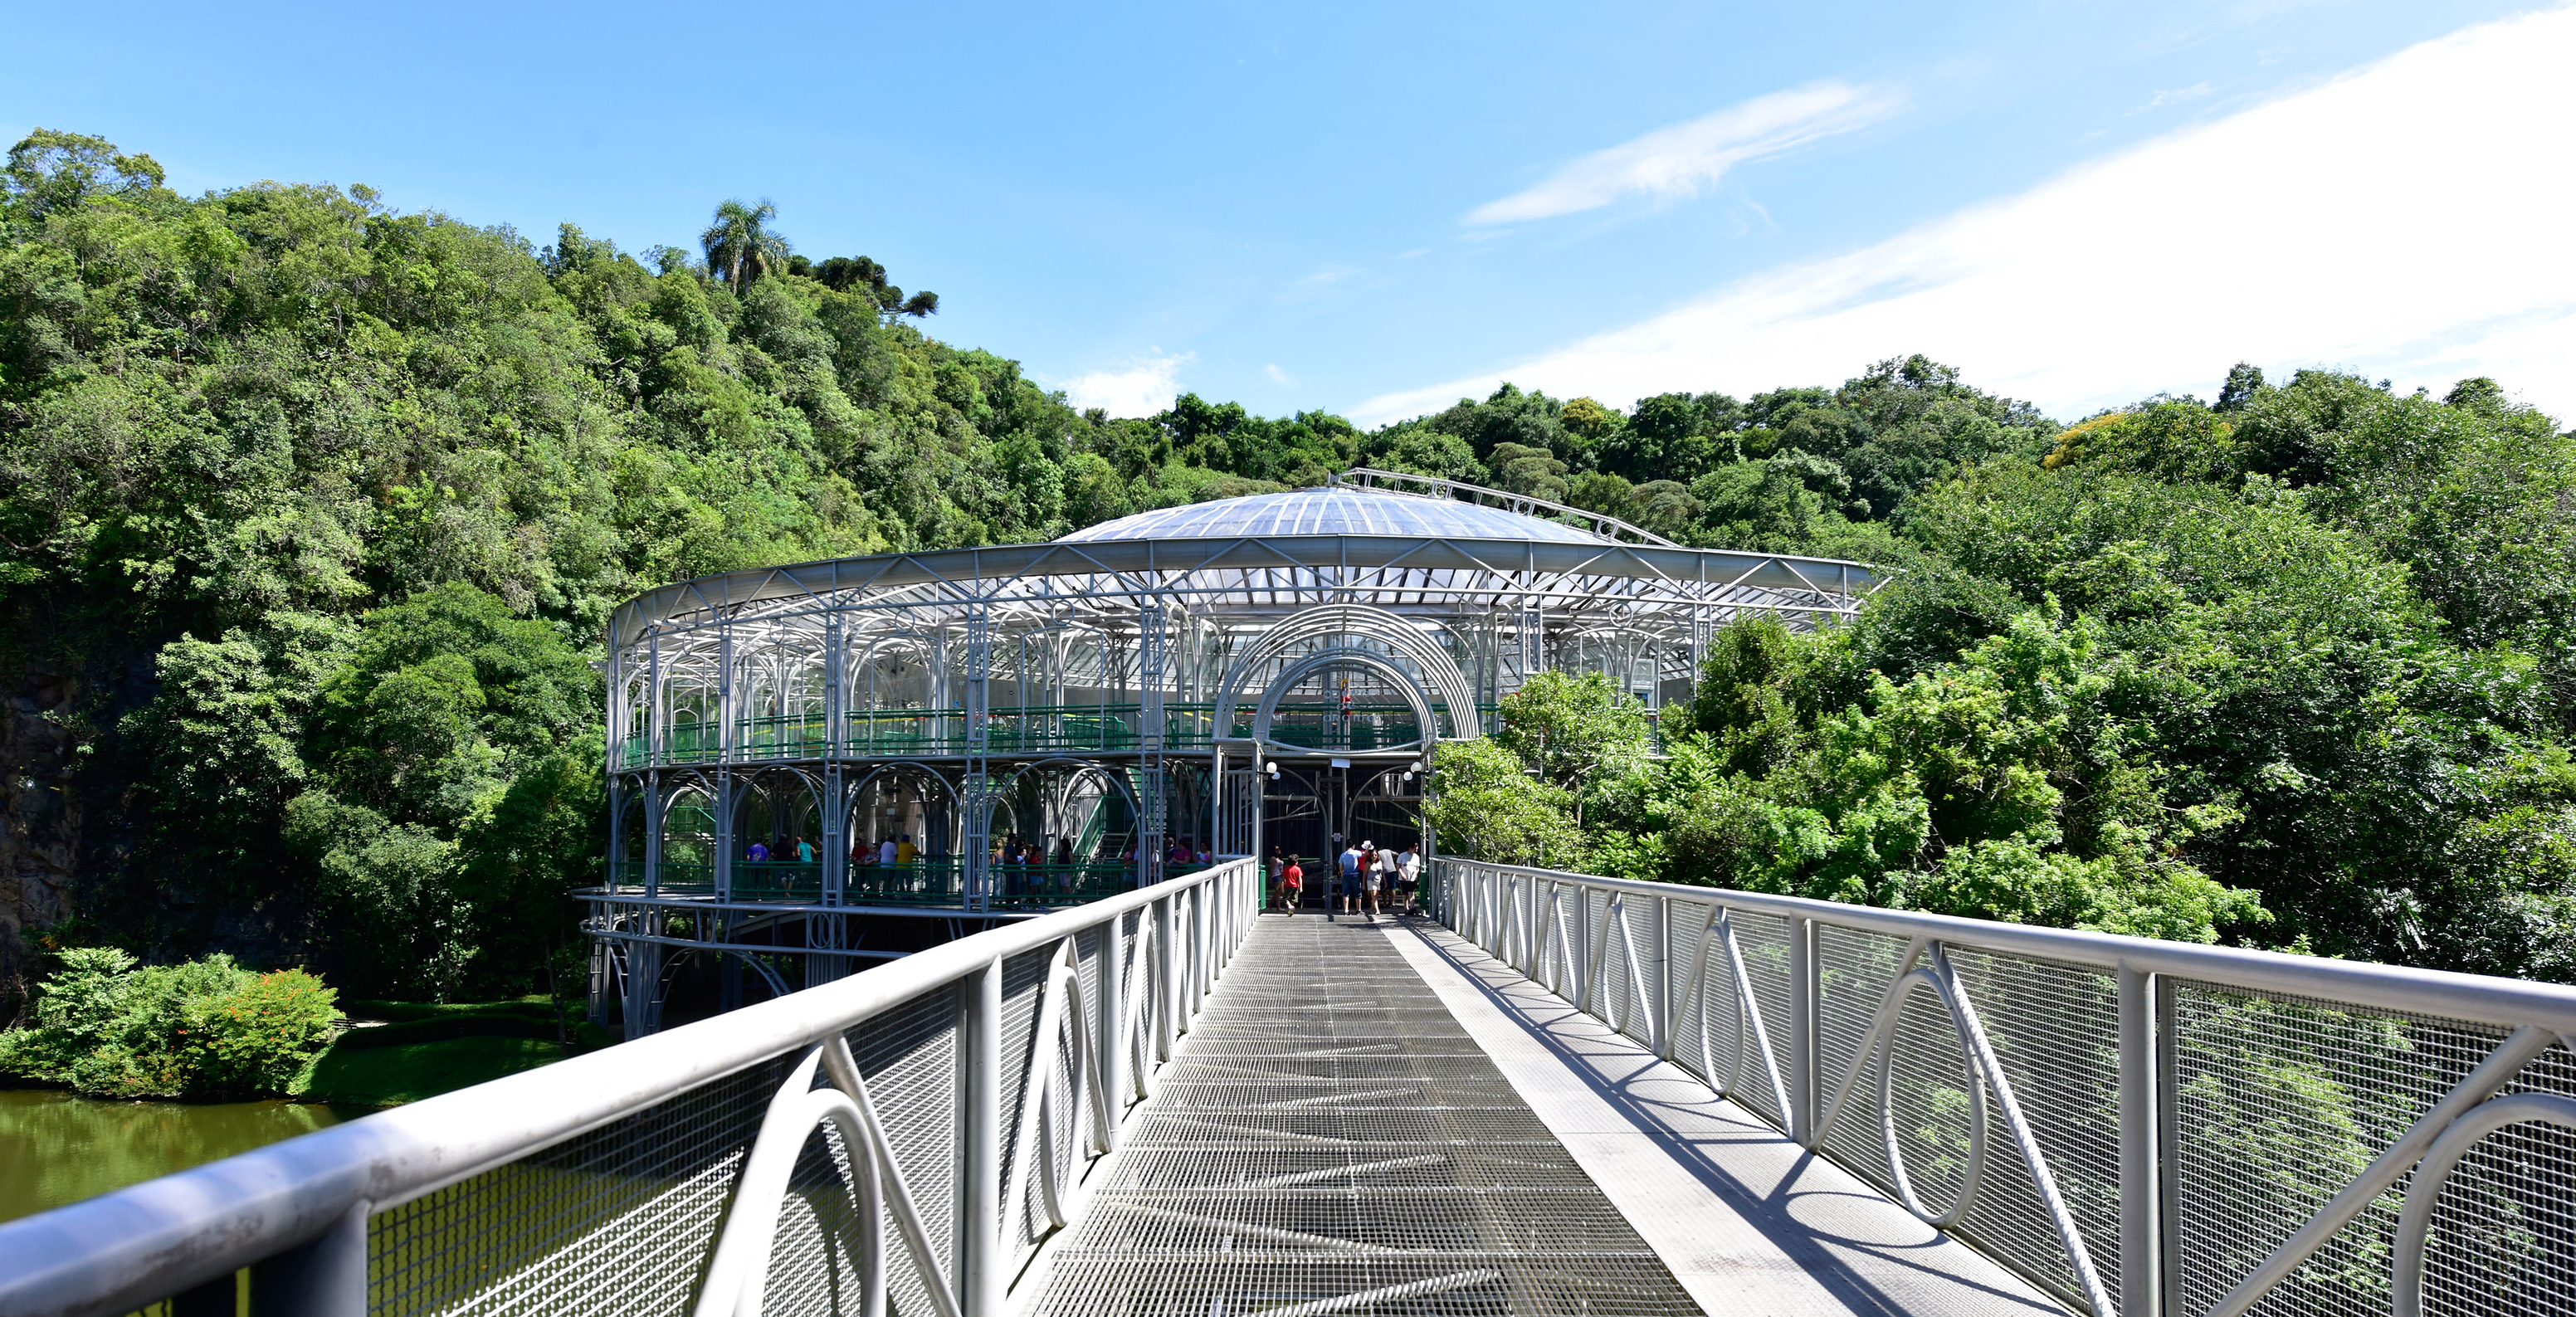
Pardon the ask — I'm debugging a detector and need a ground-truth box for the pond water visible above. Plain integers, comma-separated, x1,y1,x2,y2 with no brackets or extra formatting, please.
0,1089,376,1226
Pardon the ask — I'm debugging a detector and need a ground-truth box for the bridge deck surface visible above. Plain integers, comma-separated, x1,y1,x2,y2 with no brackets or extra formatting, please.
1030,911,2059,1316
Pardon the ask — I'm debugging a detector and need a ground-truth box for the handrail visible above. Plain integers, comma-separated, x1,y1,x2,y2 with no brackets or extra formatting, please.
1431,858,2576,1317
1330,467,1683,548
0,857,1261,1317
1437,859,2576,1037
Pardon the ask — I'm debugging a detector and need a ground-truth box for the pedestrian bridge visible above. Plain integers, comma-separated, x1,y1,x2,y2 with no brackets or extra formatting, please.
6,859,2575,1317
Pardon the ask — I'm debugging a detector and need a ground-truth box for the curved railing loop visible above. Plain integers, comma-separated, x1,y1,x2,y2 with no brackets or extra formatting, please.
2393,1090,2576,1317
690,1038,958,1317
1872,965,1992,1231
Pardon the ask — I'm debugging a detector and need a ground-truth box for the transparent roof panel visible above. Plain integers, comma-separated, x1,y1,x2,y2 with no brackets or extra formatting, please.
1056,486,1612,545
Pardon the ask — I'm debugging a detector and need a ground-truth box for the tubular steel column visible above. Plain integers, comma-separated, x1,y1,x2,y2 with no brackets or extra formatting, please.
963,602,993,913
1651,895,1672,1058
714,767,734,900
2119,962,2159,1317
605,775,626,888
1154,895,1176,1062
1209,743,1225,856
1100,911,1125,1144
1789,915,1817,1146
960,957,1003,1317
249,1201,368,1316
2154,975,2184,1310
1138,596,1168,890
715,623,735,901
647,634,666,772
822,613,846,906
642,770,664,897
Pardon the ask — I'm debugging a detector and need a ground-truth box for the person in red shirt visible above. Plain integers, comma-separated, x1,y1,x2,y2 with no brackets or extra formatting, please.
1280,858,1304,915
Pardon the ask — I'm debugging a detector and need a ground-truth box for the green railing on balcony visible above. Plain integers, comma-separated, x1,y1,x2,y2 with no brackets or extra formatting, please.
615,698,1500,768
602,858,1171,910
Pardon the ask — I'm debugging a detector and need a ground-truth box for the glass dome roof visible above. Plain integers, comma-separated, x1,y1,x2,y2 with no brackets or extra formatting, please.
1056,485,1611,545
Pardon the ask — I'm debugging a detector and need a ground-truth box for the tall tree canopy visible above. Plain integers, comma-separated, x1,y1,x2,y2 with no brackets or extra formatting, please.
2,129,2570,1009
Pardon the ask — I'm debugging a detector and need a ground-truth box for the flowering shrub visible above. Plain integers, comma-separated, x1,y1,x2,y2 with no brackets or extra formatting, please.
0,949,339,1099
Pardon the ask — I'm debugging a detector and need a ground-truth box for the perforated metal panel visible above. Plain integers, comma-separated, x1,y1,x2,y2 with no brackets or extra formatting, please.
1033,914,1700,1315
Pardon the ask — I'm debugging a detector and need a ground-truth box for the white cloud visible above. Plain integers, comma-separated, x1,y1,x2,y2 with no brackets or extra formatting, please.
2126,81,2216,115
1465,80,1907,226
1361,8,2576,427
1266,363,1297,387
1060,351,1193,418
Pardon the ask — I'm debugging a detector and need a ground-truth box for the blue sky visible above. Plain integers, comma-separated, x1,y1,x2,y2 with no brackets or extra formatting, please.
7,0,2569,422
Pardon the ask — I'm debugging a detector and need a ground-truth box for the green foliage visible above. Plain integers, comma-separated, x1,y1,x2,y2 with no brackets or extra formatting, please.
7,128,2574,996
1495,671,1655,827
0,948,338,1099
1422,739,1585,869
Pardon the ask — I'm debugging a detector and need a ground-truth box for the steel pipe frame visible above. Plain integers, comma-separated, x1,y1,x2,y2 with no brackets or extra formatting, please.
0,859,1261,1317
1436,860,2576,1317
607,532,1885,653
602,527,1878,929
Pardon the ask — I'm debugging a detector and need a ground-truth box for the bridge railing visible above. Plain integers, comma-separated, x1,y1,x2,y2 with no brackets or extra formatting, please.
0,858,1262,1317
1432,858,2576,1317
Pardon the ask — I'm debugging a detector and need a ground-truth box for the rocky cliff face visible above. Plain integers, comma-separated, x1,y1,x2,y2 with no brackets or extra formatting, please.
0,644,158,1017
1,673,90,1014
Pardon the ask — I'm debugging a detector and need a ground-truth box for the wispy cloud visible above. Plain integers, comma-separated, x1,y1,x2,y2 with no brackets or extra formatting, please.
2126,81,2216,115
1265,363,1296,387
1360,8,2576,426
1060,351,1193,418
1465,80,1907,225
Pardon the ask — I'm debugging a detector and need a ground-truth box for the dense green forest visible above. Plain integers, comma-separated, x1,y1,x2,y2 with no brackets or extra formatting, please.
2,128,2569,1015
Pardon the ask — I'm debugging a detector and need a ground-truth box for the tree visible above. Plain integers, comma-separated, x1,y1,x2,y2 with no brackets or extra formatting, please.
2215,362,2267,413
3,128,164,217
1495,671,1656,827
1422,739,1584,868
799,253,939,319
700,198,791,292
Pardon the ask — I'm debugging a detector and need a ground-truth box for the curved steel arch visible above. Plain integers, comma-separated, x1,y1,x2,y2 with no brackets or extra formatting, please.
1211,602,1479,743
1250,646,1439,758
990,756,1141,812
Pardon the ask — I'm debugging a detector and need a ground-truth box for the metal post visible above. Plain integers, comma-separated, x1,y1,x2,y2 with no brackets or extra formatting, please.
2155,975,2183,1311
643,770,663,897
1154,897,1176,1061
1100,913,1125,1138
713,766,734,900
1575,878,1591,1004
2119,962,2158,1317
587,936,611,1028
1789,915,1816,1146
960,957,1002,1317
626,938,662,1037
648,634,665,767
1651,895,1672,1059
1190,887,1208,1012
249,1201,367,1316
605,775,625,888
822,614,846,905
963,606,992,913
1139,598,1167,891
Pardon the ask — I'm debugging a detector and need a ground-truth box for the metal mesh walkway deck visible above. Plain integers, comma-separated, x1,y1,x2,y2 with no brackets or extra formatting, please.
1032,912,1703,1315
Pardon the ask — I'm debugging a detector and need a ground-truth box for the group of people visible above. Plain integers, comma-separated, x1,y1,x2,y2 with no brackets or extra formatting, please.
861,833,922,867
1266,837,1420,922
990,835,1076,866
743,836,817,864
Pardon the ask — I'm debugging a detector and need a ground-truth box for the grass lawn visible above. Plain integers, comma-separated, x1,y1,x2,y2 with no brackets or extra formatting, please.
297,1035,568,1107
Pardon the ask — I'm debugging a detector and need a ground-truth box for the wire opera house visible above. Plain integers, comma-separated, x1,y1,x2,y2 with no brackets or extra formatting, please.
586,471,1881,1032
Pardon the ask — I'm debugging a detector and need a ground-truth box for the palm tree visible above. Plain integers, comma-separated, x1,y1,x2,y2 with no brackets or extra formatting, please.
700,199,791,292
